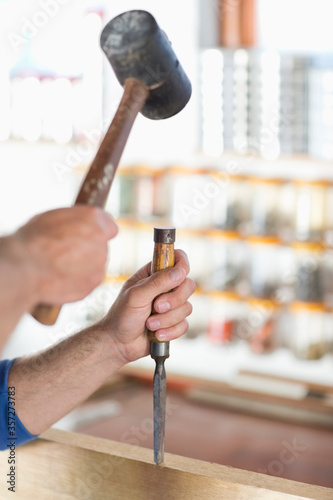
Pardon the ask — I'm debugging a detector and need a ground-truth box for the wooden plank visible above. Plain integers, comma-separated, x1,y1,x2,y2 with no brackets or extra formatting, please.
238,369,333,395
0,429,332,500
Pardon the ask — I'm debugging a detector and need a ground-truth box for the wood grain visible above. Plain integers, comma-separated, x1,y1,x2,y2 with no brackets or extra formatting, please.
75,78,148,208
151,242,175,274
148,241,175,344
0,429,332,499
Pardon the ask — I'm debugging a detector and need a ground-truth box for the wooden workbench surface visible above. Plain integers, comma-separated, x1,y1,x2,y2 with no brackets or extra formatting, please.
0,428,332,500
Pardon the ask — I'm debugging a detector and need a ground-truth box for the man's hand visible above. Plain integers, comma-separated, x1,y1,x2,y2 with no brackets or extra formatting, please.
7,249,195,435
98,249,196,364
11,206,118,306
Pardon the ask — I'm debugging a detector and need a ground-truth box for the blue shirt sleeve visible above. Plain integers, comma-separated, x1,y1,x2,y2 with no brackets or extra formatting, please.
0,359,39,451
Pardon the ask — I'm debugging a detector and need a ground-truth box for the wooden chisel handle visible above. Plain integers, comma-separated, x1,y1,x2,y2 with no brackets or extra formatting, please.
32,79,149,326
148,227,176,348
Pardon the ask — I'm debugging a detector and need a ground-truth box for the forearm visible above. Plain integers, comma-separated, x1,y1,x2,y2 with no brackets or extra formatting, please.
0,236,38,349
8,323,126,435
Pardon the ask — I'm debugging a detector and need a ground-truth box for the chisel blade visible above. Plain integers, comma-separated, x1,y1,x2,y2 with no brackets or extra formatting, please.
153,357,167,465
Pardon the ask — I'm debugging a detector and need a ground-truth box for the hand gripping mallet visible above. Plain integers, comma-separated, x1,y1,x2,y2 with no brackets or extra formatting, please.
32,10,191,325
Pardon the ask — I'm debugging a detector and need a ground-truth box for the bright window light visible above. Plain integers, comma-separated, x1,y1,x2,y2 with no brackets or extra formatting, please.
201,49,224,157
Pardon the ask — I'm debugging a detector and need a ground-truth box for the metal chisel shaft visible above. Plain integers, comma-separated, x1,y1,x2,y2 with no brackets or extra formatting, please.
152,342,169,465
148,226,176,465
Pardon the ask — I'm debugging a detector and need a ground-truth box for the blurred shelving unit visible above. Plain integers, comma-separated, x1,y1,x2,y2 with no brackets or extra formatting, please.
98,161,333,365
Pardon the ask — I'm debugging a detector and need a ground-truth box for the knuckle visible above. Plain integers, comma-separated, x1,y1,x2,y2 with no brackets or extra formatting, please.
75,204,95,222
150,272,163,290
186,301,193,316
189,278,197,294
179,319,189,335
176,249,190,273
124,286,138,306
166,319,189,340
84,204,99,219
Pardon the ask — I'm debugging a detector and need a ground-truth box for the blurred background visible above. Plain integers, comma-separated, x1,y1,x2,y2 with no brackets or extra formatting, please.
1,0,333,487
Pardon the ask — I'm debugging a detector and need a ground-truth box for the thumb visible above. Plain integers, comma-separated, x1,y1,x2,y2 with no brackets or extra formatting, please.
128,266,186,308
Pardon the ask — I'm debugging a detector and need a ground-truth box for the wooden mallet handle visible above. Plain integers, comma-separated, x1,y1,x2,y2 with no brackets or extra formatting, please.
32,79,149,325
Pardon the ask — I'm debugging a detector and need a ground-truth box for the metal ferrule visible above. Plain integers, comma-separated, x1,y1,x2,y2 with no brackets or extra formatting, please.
153,226,176,244
150,341,170,359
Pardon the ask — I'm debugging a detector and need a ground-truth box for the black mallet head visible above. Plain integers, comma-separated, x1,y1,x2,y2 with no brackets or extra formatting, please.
100,10,192,120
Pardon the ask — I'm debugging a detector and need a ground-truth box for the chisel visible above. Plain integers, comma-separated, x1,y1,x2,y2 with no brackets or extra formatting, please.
148,226,176,465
